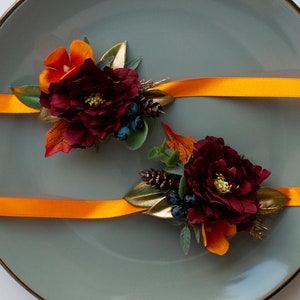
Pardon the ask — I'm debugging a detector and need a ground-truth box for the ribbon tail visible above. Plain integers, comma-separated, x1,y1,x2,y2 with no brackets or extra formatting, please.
157,77,300,99
0,94,39,113
0,197,146,219
276,188,300,207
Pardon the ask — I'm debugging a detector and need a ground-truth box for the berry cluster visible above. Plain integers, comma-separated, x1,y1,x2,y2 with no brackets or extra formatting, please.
166,190,198,219
115,96,164,141
115,102,144,141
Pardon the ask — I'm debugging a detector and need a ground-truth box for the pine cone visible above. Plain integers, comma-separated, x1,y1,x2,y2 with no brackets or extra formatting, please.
138,97,164,118
140,168,179,190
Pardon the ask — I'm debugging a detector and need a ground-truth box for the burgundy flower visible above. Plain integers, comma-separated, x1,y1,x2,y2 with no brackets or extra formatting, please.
184,136,271,231
40,58,141,148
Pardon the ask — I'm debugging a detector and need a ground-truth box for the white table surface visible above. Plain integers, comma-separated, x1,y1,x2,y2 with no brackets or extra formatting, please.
0,0,300,299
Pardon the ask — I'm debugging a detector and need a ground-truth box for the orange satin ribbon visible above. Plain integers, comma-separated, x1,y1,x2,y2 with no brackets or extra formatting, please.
0,187,298,219
156,77,300,98
276,188,300,207
0,94,39,113
0,197,146,219
2,77,300,114
0,76,300,219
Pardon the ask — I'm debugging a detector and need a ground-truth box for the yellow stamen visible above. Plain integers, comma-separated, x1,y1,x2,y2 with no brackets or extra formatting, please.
84,92,105,107
213,173,232,194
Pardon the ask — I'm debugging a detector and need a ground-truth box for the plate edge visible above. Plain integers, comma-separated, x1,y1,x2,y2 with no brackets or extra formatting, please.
263,268,300,299
285,0,300,13
0,0,26,27
0,1,299,27
0,258,45,299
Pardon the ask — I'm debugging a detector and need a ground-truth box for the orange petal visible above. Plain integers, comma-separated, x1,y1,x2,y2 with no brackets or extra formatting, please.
60,65,82,81
201,221,237,256
163,123,195,162
39,69,65,94
43,47,69,69
214,220,237,237
45,119,72,157
69,40,94,67
201,223,208,247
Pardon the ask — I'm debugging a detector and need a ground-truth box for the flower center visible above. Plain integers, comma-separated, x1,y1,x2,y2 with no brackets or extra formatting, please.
84,92,106,107
213,173,232,194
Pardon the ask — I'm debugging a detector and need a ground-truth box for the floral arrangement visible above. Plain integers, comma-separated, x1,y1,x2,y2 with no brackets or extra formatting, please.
11,39,172,157
124,124,288,255
6,38,292,256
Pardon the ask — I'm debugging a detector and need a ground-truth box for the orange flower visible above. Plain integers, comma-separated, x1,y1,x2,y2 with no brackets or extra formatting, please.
44,119,72,157
201,220,236,255
39,40,94,93
163,123,195,162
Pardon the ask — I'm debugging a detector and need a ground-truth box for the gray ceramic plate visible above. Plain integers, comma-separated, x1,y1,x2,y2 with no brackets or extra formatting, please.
0,0,300,299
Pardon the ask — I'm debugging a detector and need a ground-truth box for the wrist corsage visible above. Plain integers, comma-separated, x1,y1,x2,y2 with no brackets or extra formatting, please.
11,39,172,157
125,124,288,255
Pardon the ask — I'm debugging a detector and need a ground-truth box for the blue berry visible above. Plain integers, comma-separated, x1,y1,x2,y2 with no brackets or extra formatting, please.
130,115,144,131
166,190,181,205
115,126,131,141
183,193,197,208
126,103,138,117
171,205,186,219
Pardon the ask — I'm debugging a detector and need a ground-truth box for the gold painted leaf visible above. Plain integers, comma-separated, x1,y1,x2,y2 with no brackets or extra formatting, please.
38,107,59,123
143,88,174,107
124,181,166,208
100,41,127,69
257,187,289,215
145,197,173,219
249,219,269,240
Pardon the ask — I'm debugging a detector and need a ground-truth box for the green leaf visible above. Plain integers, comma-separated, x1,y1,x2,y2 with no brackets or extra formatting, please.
153,141,181,167
125,120,148,150
159,140,167,153
83,36,90,44
167,218,185,226
11,85,42,110
178,175,189,199
97,56,114,69
100,41,127,69
159,153,170,164
164,165,184,176
180,224,191,255
193,224,201,244
158,144,170,161
125,56,143,70
124,181,165,208
165,149,180,167
148,146,160,159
